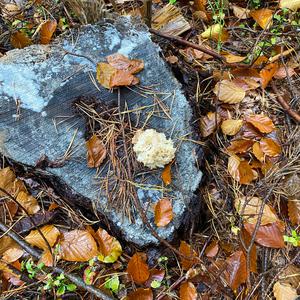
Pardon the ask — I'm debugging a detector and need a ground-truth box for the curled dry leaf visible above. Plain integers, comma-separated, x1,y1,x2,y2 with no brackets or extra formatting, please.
288,199,300,225
16,191,40,215
200,112,221,137
125,288,153,300
127,253,150,284
227,139,254,154
25,225,60,251
10,31,32,49
154,198,173,227
250,8,273,29
179,281,197,300
161,162,172,186
95,228,122,263
279,0,300,11
221,119,243,135
201,24,228,42
273,282,298,300
179,241,198,270
231,5,250,19
228,155,256,184
40,19,57,44
213,80,246,104
86,134,107,168
245,114,275,133
252,142,265,162
260,62,278,88
260,138,281,157
59,230,98,262
235,196,279,225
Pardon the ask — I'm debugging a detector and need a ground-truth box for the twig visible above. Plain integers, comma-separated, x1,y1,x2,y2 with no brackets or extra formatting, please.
0,222,116,300
270,82,300,123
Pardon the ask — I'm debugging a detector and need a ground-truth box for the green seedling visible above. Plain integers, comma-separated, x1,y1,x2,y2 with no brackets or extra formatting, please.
44,273,77,296
284,230,300,247
104,275,120,293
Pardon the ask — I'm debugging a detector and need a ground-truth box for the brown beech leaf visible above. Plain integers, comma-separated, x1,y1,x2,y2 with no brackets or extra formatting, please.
231,5,250,19
280,265,300,289
260,62,278,88
106,53,144,74
59,229,98,261
250,8,273,29
86,134,107,168
245,114,275,133
279,0,300,11
287,199,300,225
213,80,246,103
260,138,281,157
2,248,24,263
244,222,285,248
0,167,16,196
16,191,40,215
40,19,57,44
224,53,246,63
194,0,207,11
228,155,255,184
201,24,228,42
199,112,221,137
240,229,257,273
273,282,298,300
125,288,153,300
145,269,165,287
221,119,243,136
274,66,296,79
94,228,122,263
38,250,53,267
227,139,254,154
179,241,198,270
127,253,150,284
179,281,197,300
10,31,31,49
25,225,60,251
161,162,172,186
2,260,24,286
252,142,265,162
205,240,219,258
235,196,279,225
154,198,173,227
224,250,247,290
0,236,19,256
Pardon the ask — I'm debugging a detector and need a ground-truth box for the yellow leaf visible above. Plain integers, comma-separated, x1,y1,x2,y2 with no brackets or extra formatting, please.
273,282,298,300
16,191,40,215
201,24,228,42
279,0,300,11
213,80,246,103
224,53,246,63
250,8,273,29
221,119,243,135
252,142,265,162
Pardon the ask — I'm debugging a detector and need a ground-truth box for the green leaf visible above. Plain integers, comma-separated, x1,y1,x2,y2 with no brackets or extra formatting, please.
151,280,161,289
57,285,66,296
104,275,119,293
66,284,77,292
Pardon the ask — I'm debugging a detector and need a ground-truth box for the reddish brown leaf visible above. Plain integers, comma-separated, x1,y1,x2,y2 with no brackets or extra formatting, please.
245,114,275,133
224,250,247,290
127,253,150,284
38,250,53,267
154,198,173,227
2,260,24,286
260,138,281,157
199,112,221,137
274,66,296,79
86,134,107,168
240,229,257,273
194,0,207,11
238,161,256,184
106,53,144,74
161,162,172,186
179,281,197,300
260,63,278,88
227,139,254,154
10,31,31,49
205,240,219,258
40,19,57,44
244,222,285,248
125,288,153,300
250,8,273,29
179,241,198,270
288,199,300,225
239,123,263,139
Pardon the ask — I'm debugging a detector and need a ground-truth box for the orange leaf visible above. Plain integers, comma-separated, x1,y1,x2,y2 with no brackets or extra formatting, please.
16,191,40,215
260,63,278,88
0,236,18,256
274,66,296,79
194,0,207,11
179,281,197,300
228,155,255,184
59,230,98,261
205,240,219,258
244,222,285,248
0,167,16,196
125,288,153,300
10,31,31,49
154,198,173,227
179,241,198,270
224,250,247,290
213,80,246,103
227,139,254,154
224,53,246,63
252,142,265,162
260,138,281,157
86,134,107,168
2,248,24,263
161,162,172,185
39,250,53,267
40,19,57,44
2,260,24,286
106,53,144,74
250,8,273,29
127,253,150,284
199,112,221,137
288,199,300,225
25,225,60,251
245,114,275,133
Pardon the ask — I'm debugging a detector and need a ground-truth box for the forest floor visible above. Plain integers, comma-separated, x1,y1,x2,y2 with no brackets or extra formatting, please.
0,0,300,299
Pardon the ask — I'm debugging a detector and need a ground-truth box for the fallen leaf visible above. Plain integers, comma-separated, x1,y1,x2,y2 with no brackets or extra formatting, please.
260,62,279,88
224,53,246,63
125,288,153,300
261,158,274,175
179,281,197,300
235,196,279,225
40,19,57,44
25,225,60,251
179,241,198,270
2,260,24,286
161,162,172,185
279,265,300,289
39,250,53,267
0,236,19,256
279,0,300,11
240,229,257,273
10,31,32,49
224,251,247,290
227,139,254,154
240,123,263,139
166,55,178,64
228,155,256,184
288,199,300,225
260,138,281,157
106,53,144,74
2,248,24,263
127,253,150,284
0,167,16,196
200,112,221,137
194,0,207,12
205,240,219,258
16,191,40,215
227,155,241,182
252,142,265,162
201,24,228,42
145,269,165,287
273,282,298,300
213,80,246,103
274,66,296,79
221,119,243,135
59,230,98,262
95,228,122,263
245,114,275,133
154,198,173,227
86,134,107,168
231,5,250,19
244,222,285,248
250,8,273,29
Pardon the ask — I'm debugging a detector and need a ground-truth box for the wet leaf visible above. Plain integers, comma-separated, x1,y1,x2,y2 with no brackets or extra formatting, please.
10,31,32,49
273,282,298,300
40,19,57,44
95,228,122,263
279,0,300,11
224,53,246,63
25,225,60,250
252,142,265,162
179,241,198,270
179,281,197,300
161,162,172,185
106,53,144,74
154,198,173,227
260,138,281,157
221,119,243,135
213,80,246,103
260,62,278,88
86,134,107,168
59,230,98,262
200,112,221,137
16,191,40,215
224,250,247,290
288,199,300,225
227,139,254,154
201,24,228,42
244,222,285,248
125,288,153,300
231,5,250,19
127,253,150,284
250,8,273,29
205,240,219,258
39,250,53,267
235,196,279,225
245,114,275,133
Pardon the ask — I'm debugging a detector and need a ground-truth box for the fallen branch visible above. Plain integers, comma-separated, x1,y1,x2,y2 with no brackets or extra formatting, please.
270,82,300,123
0,222,116,300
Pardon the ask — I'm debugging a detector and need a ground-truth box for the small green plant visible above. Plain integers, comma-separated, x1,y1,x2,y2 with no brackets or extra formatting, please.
284,230,300,247
44,273,77,296
104,275,120,293
250,0,262,9
169,0,176,4
21,259,44,279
